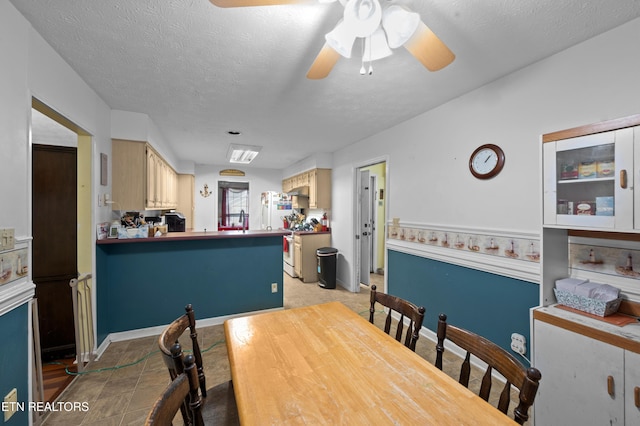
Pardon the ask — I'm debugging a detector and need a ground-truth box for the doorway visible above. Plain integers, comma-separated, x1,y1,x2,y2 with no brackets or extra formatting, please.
31,100,93,403
32,144,77,360
356,161,387,287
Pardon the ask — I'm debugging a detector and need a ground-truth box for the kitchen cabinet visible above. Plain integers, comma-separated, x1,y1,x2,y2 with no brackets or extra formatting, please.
291,195,308,210
625,350,640,425
535,114,640,425
177,174,194,229
293,233,330,282
112,139,177,211
282,177,293,193
282,168,332,210
533,314,640,425
309,168,331,209
543,123,638,231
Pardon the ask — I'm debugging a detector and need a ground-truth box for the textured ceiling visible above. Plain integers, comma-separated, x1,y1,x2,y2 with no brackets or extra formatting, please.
12,0,640,169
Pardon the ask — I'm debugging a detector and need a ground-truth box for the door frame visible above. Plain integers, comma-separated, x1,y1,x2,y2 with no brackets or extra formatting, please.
353,156,389,293
30,99,94,367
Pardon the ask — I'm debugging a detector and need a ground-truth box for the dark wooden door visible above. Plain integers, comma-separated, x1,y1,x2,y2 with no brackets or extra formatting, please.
33,144,77,361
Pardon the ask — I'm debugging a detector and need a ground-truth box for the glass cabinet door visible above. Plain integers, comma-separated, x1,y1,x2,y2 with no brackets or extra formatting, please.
543,127,634,229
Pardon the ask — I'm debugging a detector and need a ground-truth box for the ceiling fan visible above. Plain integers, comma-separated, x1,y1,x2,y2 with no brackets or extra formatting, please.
209,0,455,79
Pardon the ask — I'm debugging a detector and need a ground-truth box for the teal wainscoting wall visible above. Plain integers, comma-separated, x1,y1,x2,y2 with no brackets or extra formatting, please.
0,303,30,425
96,236,284,346
387,249,539,359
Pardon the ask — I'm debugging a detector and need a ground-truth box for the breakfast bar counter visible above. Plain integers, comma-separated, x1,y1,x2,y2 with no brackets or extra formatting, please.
96,229,290,244
95,229,287,346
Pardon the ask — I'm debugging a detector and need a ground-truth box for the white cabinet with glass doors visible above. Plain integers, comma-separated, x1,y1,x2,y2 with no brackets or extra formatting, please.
543,126,638,230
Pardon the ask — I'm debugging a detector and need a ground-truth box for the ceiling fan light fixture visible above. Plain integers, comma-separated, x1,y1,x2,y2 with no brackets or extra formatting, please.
363,27,392,62
343,0,382,37
325,20,357,58
227,144,262,164
382,5,420,48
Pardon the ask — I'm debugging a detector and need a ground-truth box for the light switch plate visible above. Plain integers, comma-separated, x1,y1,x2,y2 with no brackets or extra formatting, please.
0,228,15,251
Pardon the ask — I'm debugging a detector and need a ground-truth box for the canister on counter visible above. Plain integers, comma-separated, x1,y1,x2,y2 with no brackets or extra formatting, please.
578,161,596,179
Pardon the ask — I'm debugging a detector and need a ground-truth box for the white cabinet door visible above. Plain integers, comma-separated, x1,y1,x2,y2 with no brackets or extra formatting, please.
534,320,625,425
542,128,634,230
626,350,640,425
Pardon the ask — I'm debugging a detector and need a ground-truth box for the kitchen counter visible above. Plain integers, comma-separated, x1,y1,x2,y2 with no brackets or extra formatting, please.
95,230,285,346
96,229,290,244
291,230,331,236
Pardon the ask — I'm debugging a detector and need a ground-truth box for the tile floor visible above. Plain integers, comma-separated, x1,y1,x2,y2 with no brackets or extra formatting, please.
42,272,526,425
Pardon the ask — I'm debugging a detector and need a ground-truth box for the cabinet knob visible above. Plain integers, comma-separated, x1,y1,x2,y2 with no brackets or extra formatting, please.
607,375,615,396
620,170,628,188
635,386,640,408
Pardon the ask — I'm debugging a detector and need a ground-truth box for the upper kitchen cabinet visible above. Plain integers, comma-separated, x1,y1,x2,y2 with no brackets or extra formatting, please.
283,168,332,210
112,139,177,211
543,118,640,231
176,174,194,229
308,168,331,209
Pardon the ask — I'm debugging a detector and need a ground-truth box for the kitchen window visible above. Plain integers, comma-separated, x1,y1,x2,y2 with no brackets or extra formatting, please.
218,181,249,230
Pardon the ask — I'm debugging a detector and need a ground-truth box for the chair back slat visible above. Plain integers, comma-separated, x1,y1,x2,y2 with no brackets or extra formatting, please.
498,382,512,413
435,313,542,425
369,285,425,352
479,367,493,401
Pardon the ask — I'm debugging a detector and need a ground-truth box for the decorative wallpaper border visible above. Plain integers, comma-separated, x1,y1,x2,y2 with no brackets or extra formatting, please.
570,243,640,281
387,225,540,263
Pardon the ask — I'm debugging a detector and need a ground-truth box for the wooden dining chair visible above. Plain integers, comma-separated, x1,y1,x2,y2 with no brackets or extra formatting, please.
369,284,426,351
159,304,240,426
159,304,206,397
435,313,542,425
145,352,204,426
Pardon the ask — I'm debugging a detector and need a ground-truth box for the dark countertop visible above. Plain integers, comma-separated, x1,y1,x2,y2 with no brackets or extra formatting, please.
96,229,291,244
292,230,332,236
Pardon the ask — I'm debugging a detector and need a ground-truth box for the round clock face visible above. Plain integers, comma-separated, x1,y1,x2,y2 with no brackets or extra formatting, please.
469,144,505,179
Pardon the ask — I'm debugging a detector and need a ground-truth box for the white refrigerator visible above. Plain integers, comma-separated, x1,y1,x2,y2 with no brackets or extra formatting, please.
260,191,292,230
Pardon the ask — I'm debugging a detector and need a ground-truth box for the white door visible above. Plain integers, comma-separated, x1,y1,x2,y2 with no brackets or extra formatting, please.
359,170,372,285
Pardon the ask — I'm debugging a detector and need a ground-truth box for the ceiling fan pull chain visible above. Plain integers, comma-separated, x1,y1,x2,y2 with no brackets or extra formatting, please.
367,35,373,75
360,38,367,75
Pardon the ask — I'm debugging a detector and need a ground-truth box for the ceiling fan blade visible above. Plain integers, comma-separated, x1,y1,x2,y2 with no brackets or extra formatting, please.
209,0,306,7
404,20,455,71
306,43,340,80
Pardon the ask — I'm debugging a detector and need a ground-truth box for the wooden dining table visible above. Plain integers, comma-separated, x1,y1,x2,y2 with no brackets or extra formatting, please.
224,301,517,425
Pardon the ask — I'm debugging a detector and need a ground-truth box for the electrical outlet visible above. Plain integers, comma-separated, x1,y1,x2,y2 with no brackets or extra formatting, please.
271,283,278,293
0,228,15,251
4,388,17,421
510,333,526,355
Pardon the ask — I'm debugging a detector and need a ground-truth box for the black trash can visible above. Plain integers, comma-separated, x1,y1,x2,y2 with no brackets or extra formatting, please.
317,247,338,289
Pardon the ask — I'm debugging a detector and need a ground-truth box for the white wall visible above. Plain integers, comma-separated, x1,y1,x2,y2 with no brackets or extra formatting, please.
194,165,284,231
1,1,114,308
331,17,640,291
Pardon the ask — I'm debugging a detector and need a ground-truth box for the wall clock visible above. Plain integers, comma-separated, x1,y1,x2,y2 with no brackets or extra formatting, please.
469,144,505,179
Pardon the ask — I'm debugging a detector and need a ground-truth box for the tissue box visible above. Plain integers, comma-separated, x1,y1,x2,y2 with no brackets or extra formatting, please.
118,225,149,239
554,288,622,317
